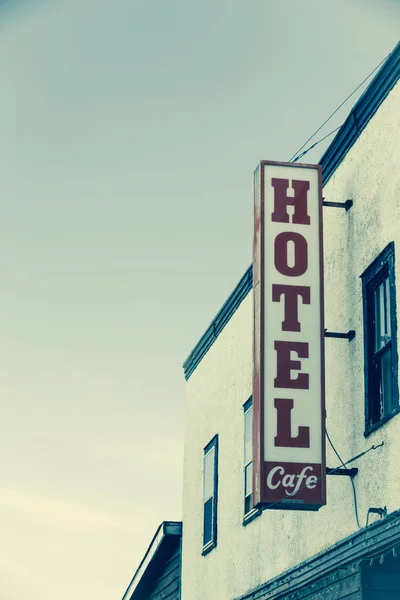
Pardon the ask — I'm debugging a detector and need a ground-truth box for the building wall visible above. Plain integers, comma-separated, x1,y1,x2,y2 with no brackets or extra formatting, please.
181,80,400,600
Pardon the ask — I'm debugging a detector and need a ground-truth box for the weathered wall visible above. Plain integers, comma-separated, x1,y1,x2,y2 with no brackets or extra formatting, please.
148,541,181,600
181,81,400,600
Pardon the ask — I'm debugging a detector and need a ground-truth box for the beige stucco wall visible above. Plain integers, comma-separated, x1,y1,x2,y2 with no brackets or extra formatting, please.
181,81,400,600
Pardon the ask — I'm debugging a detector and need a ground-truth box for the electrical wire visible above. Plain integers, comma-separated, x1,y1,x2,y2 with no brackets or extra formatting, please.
262,440,384,512
290,125,343,163
325,428,362,529
288,50,392,163
361,543,399,567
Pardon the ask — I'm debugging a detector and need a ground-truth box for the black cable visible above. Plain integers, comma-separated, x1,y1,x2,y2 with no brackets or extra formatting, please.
288,51,392,163
290,125,343,163
325,428,362,529
261,440,383,512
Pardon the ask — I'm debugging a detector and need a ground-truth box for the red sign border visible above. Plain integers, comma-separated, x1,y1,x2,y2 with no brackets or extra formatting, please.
253,160,326,511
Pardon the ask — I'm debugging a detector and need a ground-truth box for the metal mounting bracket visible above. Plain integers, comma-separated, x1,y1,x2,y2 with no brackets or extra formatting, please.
327,467,358,477
324,329,356,342
322,199,353,211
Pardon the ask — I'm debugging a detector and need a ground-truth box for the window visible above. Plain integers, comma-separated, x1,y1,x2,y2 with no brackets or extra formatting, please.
362,242,399,435
202,435,218,554
244,399,253,515
243,398,261,525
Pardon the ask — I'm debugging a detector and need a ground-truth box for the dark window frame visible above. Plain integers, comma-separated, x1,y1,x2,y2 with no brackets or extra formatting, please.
242,397,262,525
202,434,218,555
243,398,253,515
361,242,399,436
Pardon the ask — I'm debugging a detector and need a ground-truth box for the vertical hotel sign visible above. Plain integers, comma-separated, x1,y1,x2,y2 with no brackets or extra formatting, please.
253,161,326,511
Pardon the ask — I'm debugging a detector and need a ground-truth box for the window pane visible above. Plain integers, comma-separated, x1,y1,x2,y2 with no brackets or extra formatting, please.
379,281,386,340
373,287,380,351
203,497,213,545
244,407,253,465
244,493,253,515
204,447,215,501
385,276,391,339
374,284,384,351
245,462,253,497
381,347,393,418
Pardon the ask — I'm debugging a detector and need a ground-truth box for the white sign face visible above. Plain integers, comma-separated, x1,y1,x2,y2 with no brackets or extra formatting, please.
253,161,326,510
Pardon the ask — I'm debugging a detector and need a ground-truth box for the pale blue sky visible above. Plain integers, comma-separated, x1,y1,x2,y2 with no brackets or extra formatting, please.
0,1,399,598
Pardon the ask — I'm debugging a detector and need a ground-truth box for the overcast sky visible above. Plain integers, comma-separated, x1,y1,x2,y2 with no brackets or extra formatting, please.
0,1,399,598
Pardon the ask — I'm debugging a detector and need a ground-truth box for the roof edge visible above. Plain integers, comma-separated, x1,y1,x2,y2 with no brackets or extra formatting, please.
121,521,182,600
236,509,400,600
320,41,400,185
183,266,252,380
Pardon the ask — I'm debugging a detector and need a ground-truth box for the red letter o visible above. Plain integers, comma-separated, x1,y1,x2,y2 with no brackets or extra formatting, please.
274,232,308,277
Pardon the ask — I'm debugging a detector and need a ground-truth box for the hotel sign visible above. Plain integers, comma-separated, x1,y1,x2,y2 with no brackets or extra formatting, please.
253,161,326,511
